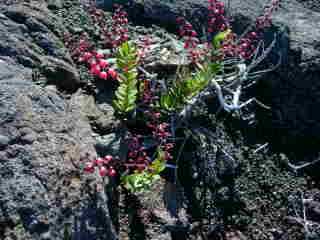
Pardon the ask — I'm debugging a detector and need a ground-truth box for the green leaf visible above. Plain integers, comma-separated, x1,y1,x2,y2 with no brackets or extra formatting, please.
212,29,231,49
150,148,166,174
159,65,219,112
121,148,167,193
113,41,139,115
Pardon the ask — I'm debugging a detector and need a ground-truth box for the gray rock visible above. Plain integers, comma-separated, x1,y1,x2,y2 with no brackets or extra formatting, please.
47,0,63,10
0,1,80,95
95,133,121,156
0,135,10,148
40,56,80,92
0,62,117,239
73,93,119,134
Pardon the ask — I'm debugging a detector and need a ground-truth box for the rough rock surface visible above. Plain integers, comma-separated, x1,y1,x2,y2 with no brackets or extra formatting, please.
0,1,80,92
0,60,117,240
0,1,118,240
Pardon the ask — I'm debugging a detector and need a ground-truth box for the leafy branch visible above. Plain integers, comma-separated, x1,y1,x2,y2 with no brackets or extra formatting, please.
113,41,139,115
121,148,166,193
160,63,221,112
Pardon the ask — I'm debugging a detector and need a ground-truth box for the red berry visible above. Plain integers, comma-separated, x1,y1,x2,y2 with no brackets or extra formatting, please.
185,23,192,29
84,162,95,173
99,71,108,80
104,155,113,164
190,31,197,37
91,65,101,76
89,59,97,67
250,32,258,38
107,168,116,177
83,52,93,60
122,34,129,41
99,59,109,68
99,166,108,177
96,52,104,59
108,68,117,79
95,158,104,166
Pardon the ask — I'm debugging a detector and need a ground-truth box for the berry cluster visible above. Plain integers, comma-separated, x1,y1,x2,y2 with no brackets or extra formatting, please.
79,51,118,80
124,110,174,172
107,5,129,48
84,155,117,177
87,3,129,49
255,0,280,30
217,0,280,59
207,0,229,34
141,79,154,104
235,0,280,59
176,17,202,63
236,32,259,59
146,112,174,160
126,135,151,171
64,33,92,61
137,36,152,63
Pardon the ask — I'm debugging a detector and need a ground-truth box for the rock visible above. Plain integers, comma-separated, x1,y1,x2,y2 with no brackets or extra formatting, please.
0,135,10,149
126,0,209,34
95,133,121,156
74,93,119,133
47,0,63,10
40,56,80,92
0,2,72,68
0,62,117,239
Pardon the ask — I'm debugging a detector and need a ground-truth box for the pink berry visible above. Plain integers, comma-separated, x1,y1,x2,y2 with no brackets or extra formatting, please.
185,23,192,29
90,60,98,68
83,52,93,60
95,158,104,166
104,155,113,164
96,52,104,59
190,31,197,37
107,168,116,177
84,162,95,173
250,32,258,38
91,65,101,76
99,71,108,80
99,166,108,177
122,34,129,41
99,59,109,68
108,68,117,79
